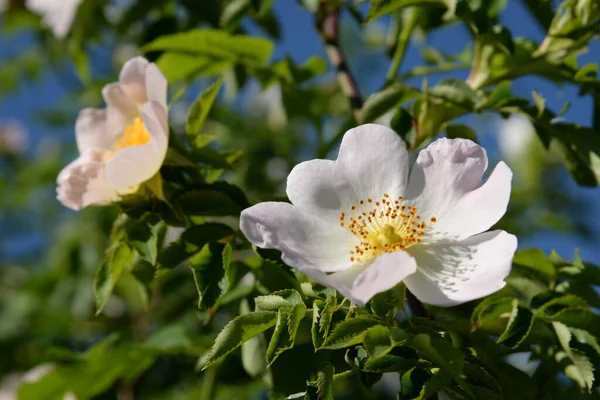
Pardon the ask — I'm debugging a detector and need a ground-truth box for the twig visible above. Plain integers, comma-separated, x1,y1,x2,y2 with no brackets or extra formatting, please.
386,7,420,84
317,7,364,123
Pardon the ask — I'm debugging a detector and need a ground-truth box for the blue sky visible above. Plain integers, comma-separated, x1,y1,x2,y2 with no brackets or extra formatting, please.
1,0,599,262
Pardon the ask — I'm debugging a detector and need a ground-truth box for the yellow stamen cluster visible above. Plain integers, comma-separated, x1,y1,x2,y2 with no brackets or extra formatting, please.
339,193,436,262
114,117,150,149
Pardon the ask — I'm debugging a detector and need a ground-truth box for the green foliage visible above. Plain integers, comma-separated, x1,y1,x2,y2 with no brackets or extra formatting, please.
2,0,600,399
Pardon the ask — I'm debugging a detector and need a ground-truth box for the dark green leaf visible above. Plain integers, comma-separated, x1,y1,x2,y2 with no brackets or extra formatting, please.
446,124,477,142
367,0,456,22
204,311,278,368
497,300,534,348
470,297,515,331
550,307,600,337
189,242,227,310
144,29,274,66
553,321,594,392
320,316,384,350
316,364,334,400
254,289,305,311
187,76,224,139
95,242,135,315
409,334,465,385
266,303,307,365
361,83,418,123
158,223,233,268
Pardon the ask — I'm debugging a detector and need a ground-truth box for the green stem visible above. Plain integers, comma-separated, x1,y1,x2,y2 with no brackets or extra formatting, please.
200,366,218,400
386,7,420,84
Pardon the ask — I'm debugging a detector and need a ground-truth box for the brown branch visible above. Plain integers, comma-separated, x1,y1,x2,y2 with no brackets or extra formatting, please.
317,7,364,123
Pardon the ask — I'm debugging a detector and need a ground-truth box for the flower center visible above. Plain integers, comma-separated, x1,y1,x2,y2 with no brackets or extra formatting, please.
339,193,436,262
114,117,150,150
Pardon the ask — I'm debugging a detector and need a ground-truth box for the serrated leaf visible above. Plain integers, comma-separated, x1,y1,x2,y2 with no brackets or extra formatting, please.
188,242,227,310
240,300,268,378
497,300,534,348
320,317,384,350
95,242,135,315
316,364,334,400
158,223,233,268
362,351,419,373
553,321,595,392
124,214,165,265
470,297,515,331
428,78,477,110
550,307,600,337
266,303,307,365
155,53,230,82
534,294,588,316
363,326,393,358
409,334,465,386
204,311,278,368
186,76,224,140
255,289,304,311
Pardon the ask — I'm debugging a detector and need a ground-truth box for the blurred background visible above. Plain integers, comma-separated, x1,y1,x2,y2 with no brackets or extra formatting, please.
0,0,599,399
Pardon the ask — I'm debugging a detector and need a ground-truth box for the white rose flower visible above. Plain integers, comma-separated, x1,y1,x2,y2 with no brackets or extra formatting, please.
240,124,517,307
57,57,169,211
26,0,83,39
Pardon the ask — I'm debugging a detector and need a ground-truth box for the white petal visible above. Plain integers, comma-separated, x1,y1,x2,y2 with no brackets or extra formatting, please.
406,138,512,241
26,0,82,38
287,124,409,222
102,83,139,119
75,108,120,153
105,101,168,190
56,149,119,210
326,251,417,306
240,202,359,272
119,57,150,105
404,230,517,307
145,63,168,110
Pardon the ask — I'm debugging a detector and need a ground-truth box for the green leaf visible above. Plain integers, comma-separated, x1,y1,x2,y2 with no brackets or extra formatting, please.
370,284,405,317
428,78,477,110
512,248,557,282
155,53,230,82
240,299,268,378
366,0,456,22
400,367,431,400
256,56,328,86
189,147,232,169
553,321,595,392
497,300,534,348
312,295,336,349
532,90,546,117
316,364,334,400
446,124,477,142
95,242,135,315
477,81,512,109
254,289,305,311
362,351,420,373
409,334,465,385
470,297,515,331
266,303,307,365
116,271,149,314
549,307,600,337
320,316,384,350
533,294,588,316
361,83,418,123
189,242,227,310
363,326,393,358
124,214,165,265
204,311,278,368
158,223,233,268
175,186,246,216
144,29,274,66
186,76,224,140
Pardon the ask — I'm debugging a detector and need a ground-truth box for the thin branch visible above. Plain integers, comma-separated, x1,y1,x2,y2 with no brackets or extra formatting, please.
317,7,363,123
386,7,420,84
